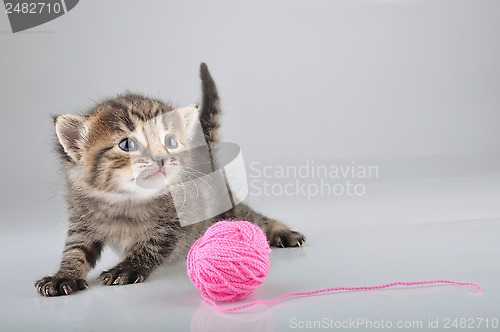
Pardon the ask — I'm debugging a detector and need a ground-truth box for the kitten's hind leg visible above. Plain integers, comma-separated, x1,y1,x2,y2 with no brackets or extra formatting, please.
264,218,306,248
225,203,306,248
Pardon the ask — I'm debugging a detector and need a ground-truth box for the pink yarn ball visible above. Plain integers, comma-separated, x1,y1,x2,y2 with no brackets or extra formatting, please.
187,220,271,302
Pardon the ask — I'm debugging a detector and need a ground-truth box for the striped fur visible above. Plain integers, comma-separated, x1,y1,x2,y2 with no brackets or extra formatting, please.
36,63,305,297
199,62,221,143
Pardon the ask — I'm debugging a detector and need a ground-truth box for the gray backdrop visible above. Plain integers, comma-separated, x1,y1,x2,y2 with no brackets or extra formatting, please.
2,0,500,231
2,0,499,231
1,1,499,331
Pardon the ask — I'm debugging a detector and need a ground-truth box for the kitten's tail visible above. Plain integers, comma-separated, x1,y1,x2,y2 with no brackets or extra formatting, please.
199,63,221,143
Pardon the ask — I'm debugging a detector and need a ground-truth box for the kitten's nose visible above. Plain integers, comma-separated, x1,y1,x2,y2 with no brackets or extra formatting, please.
152,156,166,167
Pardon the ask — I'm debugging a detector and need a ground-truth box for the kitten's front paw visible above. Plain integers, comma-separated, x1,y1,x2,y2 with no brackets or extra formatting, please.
35,276,88,297
99,266,149,286
269,230,306,248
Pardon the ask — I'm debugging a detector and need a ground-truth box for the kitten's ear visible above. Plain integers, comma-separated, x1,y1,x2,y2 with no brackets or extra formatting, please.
54,114,88,162
176,105,200,137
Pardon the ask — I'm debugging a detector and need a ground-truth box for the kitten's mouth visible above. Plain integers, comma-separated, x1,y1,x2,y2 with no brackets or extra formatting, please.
135,167,169,189
143,167,167,180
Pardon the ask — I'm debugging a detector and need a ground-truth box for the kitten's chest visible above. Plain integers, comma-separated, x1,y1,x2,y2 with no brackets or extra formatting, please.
80,196,175,252
96,219,152,253
91,205,159,252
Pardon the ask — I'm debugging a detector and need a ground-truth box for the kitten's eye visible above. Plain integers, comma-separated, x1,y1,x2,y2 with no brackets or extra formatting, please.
118,138,139,152
165,135,178,149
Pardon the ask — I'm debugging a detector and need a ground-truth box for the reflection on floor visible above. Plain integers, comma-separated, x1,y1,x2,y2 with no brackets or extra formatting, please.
2,175,499,331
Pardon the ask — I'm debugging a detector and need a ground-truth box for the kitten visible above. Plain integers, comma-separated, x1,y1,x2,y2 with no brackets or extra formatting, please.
36,63,305,297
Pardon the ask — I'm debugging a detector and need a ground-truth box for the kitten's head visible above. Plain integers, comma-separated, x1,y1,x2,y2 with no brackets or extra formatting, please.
55,94,207,202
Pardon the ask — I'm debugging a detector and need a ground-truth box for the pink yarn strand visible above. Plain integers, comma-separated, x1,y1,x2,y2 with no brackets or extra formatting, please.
205,279,483,313
187,222,482,313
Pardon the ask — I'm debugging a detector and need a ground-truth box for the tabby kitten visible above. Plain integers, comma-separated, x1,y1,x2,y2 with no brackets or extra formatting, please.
36,63,305,297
